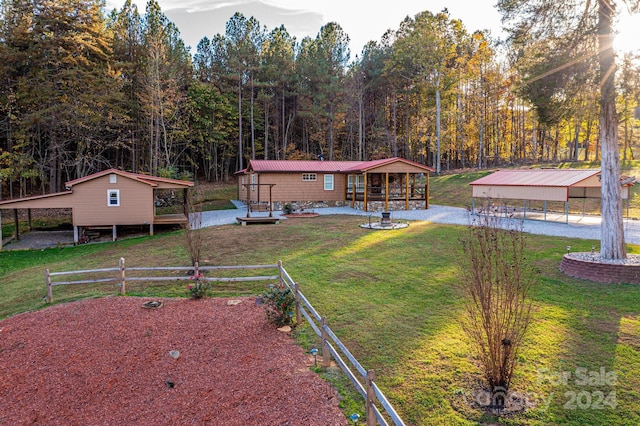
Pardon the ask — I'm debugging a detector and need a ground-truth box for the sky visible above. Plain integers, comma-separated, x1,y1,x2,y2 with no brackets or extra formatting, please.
103,0,506,56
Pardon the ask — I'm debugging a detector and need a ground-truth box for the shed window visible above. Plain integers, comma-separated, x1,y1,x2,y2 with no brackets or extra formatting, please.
107,189,120,207
324,174,334,191
250,174,256,191
302,173,317,181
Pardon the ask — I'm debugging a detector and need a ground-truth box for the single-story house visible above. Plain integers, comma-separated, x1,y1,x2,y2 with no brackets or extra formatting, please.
469,168,635,221
236,157,435,212
0,169,193,249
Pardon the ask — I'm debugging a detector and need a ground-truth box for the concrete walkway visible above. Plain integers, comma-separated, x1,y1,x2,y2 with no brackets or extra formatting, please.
201,202,640,246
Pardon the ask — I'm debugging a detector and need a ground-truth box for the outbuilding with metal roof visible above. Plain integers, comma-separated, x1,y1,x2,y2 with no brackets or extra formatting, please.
469,168,634,222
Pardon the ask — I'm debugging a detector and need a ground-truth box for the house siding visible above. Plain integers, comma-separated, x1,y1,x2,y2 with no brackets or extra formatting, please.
72,175,154,226
239,172,347,204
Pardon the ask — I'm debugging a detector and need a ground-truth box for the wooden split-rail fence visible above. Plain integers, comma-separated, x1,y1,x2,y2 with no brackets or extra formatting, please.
45,259,405,426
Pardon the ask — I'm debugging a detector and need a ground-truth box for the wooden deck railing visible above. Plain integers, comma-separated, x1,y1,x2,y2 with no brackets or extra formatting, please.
44,259,405,426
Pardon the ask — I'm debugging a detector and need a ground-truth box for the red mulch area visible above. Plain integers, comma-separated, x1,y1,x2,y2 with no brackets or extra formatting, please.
0,297,347,425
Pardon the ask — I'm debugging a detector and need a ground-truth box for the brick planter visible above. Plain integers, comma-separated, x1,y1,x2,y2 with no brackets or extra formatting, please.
559,253,640,284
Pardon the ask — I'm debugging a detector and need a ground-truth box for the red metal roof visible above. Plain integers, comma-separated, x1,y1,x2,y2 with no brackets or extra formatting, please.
65,169,193,188
245,157,434,173
469,169,601,187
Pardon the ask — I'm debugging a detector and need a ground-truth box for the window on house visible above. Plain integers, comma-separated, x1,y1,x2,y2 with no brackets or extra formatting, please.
302,173,317,181
324,174,334,191
250,174,256,191
347,175,365,192
107,189,120,207
109,174,117,184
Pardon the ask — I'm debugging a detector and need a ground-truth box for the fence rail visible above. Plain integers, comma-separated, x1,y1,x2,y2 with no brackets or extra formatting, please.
44,258,404,426
280,261,405,426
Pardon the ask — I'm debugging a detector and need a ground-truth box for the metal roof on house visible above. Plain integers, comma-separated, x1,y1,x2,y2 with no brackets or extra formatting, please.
65,168,193,188
469,169,601,187
244,157,434,174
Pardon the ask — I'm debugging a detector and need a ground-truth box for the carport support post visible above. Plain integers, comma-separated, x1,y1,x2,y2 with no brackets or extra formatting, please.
565,201,569,224
544,201,548,221
13,209,19,240
523,200,527,219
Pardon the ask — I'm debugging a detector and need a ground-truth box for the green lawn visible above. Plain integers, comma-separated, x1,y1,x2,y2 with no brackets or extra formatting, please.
1,215,639,426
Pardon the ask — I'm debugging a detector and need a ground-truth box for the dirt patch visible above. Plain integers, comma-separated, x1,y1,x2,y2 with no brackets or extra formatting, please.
283,213,320,218
2,230,75,250
0,297,347,425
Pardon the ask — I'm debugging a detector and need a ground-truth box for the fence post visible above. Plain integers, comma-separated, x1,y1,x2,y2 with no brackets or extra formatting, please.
321,316,331,368
45,269,53,302
277,260,284,286
294,282,302,326
119,257,126,295
366,369,377,426
194,261,199,277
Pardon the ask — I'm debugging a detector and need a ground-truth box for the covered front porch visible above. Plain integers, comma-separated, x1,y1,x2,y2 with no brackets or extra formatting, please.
345,172,430,212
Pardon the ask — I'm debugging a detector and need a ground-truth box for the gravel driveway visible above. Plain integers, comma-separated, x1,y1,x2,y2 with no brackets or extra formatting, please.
201,202,640,246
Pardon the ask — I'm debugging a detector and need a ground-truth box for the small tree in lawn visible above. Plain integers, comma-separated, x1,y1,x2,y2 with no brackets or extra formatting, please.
184,187,204,266
458,211,536,411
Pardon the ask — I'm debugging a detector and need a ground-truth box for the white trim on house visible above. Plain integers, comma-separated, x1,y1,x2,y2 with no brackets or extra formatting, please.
107,189,120,206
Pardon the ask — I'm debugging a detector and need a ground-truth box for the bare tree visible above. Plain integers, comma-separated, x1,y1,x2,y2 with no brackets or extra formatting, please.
183,187,204,266
458,211,536,410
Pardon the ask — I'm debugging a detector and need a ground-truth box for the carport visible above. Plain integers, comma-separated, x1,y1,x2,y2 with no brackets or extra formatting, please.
0,169,193,250
469,169,635,223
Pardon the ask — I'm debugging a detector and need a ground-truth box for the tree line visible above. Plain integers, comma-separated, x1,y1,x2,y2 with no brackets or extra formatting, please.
1,0,639,197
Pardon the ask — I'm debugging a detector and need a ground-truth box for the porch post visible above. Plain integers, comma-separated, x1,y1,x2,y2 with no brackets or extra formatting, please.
405,172,410,210
112,225,117,241
425,172,430,209
27,209,32,231
351,175,356,208
183,188,189,217
268,184,273,217
246,183,251,217
73,226,79,244
385,172,389,211
363,173,368,212
149,224,154,236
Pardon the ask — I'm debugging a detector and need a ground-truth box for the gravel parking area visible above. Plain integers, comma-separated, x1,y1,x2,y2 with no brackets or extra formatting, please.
202,202,640,246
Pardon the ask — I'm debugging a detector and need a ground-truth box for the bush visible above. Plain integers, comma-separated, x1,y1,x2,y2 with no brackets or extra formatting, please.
458,211,536,411
187,273,210,299
261,283,296,327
